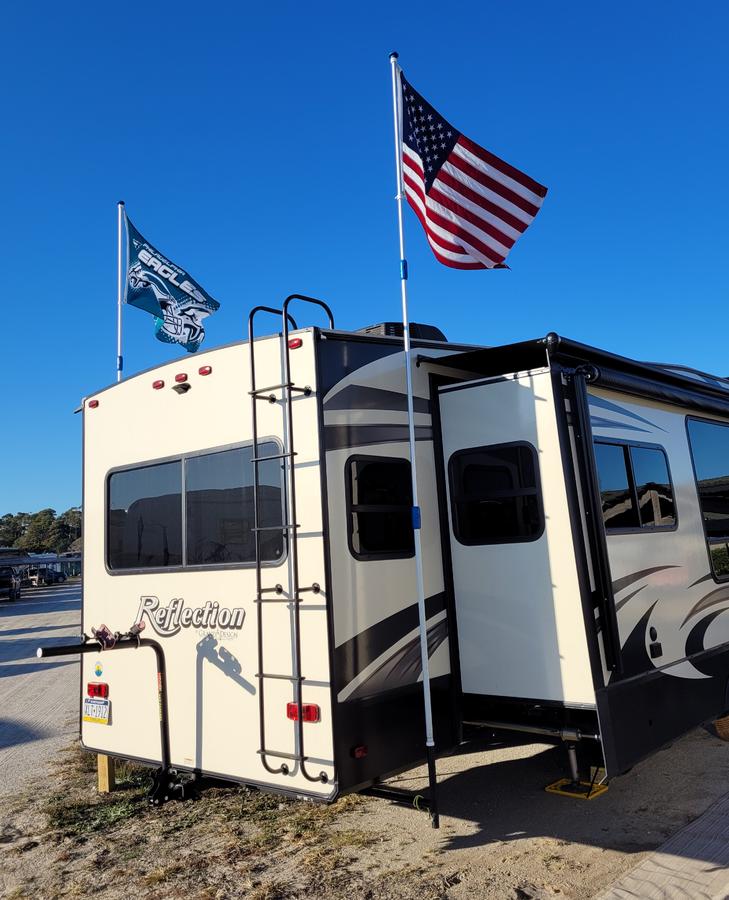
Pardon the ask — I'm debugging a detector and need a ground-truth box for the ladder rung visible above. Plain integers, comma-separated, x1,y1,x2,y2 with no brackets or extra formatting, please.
256,673,304,682
260,585,284,594
249,382,294,394
252,523,299,532
257,749,310,762
249,384,311,397
255,597,302,604
252,452,297,462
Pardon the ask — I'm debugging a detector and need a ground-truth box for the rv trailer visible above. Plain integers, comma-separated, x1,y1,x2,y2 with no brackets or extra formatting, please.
41,296,729,808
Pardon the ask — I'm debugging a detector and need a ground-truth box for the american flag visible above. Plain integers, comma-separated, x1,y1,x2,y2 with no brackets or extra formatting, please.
399,69,548,269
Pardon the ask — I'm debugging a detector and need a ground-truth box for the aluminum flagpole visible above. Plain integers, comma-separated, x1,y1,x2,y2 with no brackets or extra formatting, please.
116,200,125,382
389,51,439,829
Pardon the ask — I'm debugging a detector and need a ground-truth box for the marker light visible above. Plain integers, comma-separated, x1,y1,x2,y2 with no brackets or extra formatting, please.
175,373,188,383
88,399,99,408
286,702,320,723
198,365,212,376
87,682,109,698
288,338,303,350
152,380,165,390
351,745,368,759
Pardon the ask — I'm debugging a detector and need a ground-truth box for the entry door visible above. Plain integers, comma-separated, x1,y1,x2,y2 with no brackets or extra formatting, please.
438,372,594,705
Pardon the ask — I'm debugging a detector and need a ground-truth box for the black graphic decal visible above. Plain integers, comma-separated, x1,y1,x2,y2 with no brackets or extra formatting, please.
343,619,448,702
681,586,729,628
685,609,729,678
334,593,446,687
588,395,666,432
615,585,646,614
612,565,679,597
615,601,658,680
324,423,433,451
324,384,430,415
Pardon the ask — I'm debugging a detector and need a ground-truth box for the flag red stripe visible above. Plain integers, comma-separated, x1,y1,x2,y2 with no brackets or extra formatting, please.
438,166,529,234
458,134,548,199
425,203,506,265
405,174,504,266
403,173,470,254
432,172,516,248
404,186,486,269
450,145,541,219
427,185,508,263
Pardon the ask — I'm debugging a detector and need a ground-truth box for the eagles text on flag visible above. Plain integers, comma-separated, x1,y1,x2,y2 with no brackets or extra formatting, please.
399,70,547,269
124,217,220,353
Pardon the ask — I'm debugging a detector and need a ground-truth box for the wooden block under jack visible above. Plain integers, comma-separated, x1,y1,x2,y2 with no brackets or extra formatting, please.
545,777,609,800
97,754,116,793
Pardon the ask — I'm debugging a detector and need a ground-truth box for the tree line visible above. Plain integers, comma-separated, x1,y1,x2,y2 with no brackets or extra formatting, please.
0,508,82,554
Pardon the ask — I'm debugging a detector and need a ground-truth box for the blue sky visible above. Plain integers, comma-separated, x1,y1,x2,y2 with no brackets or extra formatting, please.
1,2,727,514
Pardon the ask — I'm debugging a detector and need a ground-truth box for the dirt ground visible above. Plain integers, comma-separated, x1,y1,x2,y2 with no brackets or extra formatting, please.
2,726,729,900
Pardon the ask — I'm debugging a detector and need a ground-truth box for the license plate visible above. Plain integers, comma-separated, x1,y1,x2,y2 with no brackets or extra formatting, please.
83,698,111,725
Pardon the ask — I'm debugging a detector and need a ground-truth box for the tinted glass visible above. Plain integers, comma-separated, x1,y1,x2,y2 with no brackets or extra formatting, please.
594,443,639,530
449,444,542,545
348,458,414,558
185,443,284,565
108,461,182,569
710,542,729,579
630,446,675,527
687,419,729,538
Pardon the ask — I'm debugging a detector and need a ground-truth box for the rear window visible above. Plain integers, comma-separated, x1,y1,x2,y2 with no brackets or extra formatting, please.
107,442,285,571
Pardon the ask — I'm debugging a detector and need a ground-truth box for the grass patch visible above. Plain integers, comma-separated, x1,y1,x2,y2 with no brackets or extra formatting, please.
143,861,188,885
44,787,147,838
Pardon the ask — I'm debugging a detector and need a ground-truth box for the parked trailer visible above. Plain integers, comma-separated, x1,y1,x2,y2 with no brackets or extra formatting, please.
41,297,729,811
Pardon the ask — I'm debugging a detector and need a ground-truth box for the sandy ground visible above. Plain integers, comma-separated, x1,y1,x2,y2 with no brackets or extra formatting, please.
0,581,80,797
2,581,729,898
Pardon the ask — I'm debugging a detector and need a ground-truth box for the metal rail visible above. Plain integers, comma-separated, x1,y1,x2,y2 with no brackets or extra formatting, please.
37,635,183,805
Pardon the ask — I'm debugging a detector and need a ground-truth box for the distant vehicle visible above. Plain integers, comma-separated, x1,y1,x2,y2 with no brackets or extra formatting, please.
28,567,66,586
0,566,21,601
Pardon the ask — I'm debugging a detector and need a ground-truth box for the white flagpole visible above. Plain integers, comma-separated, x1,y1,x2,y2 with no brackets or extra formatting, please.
389,51,439,828
116,200,125,382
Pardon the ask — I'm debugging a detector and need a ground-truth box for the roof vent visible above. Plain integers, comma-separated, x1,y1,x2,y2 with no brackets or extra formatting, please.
356,322,447,342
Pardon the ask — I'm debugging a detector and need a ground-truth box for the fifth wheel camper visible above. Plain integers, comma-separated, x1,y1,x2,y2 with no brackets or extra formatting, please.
40,295,729,816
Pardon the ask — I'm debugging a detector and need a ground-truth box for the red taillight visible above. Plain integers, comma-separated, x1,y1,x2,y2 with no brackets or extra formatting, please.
286,702,320,723
198,365,212,376
352,745,368,759
152,380,165,390
87,682,109,698
175,373,188,383
88,399,99,409
288,338,303,350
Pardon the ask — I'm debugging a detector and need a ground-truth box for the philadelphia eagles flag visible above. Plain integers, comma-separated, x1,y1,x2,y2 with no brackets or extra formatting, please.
122,208,220,356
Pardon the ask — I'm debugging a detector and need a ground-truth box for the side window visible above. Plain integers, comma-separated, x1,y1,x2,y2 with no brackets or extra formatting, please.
185,443,283,565
687,418,729,579
593,441,675,532
347,456,414,560
108,461,183,569
448,442,543,545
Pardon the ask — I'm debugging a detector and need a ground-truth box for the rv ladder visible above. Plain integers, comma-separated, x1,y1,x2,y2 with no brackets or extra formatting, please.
247,296,335,786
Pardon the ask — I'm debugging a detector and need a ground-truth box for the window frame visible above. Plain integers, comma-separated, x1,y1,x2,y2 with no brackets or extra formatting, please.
593,438,678,535
448,440,545,547
105,438,287,575
686,415,729,582
345,454,415,562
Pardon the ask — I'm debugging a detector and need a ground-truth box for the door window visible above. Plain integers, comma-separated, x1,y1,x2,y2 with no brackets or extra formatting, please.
448,442,543,545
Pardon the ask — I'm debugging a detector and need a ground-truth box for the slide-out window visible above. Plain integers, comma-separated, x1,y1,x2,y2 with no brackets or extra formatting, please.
347,456,414,560
593,441,675,533
107,442,284,571
448,442,543,545
687,418,729,579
